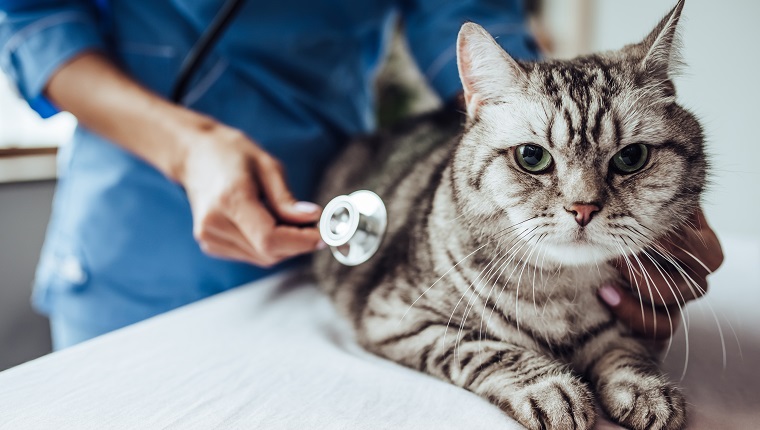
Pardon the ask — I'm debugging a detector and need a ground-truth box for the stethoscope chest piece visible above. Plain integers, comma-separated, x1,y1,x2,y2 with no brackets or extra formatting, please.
319,190,387,266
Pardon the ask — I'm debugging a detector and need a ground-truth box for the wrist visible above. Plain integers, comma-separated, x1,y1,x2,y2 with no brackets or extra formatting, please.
168,108,240,186
162,108,226,184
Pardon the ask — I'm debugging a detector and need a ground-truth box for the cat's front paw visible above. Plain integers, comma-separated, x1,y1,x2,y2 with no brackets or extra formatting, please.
496,374,595,430
598,376,686,430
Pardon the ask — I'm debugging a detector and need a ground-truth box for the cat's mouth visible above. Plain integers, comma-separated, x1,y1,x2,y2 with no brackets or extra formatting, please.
536,227,619,266
543,239,613,266
571,228,592,243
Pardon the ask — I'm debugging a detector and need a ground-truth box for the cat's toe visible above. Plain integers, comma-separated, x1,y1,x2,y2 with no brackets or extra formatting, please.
599,377,686,430
502,374,595,430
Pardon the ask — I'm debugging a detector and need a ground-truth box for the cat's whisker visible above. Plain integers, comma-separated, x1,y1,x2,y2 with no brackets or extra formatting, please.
621,239,662,337
643,241,730,371
540,247,565,318
399,242,489,324
666,240,715,275
622,229,694,307
461,227,541,356
487,232,541,336
447,224,536,356
684,224,709,249
614,236,687,372
489,222,538,245
622,228,728,378
620,230,685,302
612,238,649,333
538,231,552,289
490,216,539,242
534,237,552,314
644,244,693,330
636,246,688,367
471,240,513,354
515,234,544,335
443,211,468,225
624,225,698,334
476,226,541,340
473,226,539,345
455,235,521,356
593,255,602,280
531,234,548,316
454,252,509,360
646,241,707,299
635,222,659,238
444,235,514,354
479,229,539,338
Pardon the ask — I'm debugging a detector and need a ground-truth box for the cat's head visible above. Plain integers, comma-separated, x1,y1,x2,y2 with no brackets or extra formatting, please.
451,0,706,267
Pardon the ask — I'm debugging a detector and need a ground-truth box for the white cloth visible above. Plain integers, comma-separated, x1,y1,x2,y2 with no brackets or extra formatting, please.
1,236,758,429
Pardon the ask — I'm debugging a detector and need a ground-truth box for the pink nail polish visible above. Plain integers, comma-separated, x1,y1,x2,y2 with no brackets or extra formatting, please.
316,240,328,250
599,284,622,307
294,201,320,213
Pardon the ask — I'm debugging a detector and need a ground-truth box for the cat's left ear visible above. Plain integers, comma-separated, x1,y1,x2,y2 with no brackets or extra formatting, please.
457,22,526,120
639,0,685,84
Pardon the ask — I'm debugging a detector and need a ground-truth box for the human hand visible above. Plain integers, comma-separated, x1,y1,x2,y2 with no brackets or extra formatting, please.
42,52,323,267
598,209,724,339
178,123,324,266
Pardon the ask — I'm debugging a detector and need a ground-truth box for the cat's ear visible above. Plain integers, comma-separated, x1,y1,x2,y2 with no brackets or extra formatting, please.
639,0,685,82
457,22,526,120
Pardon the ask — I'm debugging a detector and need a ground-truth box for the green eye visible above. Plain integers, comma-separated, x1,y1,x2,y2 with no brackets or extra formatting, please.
515,144,553,173
612,143,649,174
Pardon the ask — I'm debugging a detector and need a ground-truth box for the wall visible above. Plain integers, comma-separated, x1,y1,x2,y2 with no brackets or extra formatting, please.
590,0,760,239
0,180,54,371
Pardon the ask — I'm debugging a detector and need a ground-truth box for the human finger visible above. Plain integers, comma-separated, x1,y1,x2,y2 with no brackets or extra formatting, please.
202,215,262,257
254,154,322,225
662,209,724,274
598,283,681,340
266,225,324,258
198,230,261,264
616,253,707,307
626,209,721,305
228,192,323,262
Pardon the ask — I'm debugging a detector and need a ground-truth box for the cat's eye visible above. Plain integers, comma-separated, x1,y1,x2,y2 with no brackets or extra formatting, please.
611,143,649,174
515,144,553,173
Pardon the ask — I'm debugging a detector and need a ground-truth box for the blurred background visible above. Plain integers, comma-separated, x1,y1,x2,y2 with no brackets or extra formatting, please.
1,0,758,371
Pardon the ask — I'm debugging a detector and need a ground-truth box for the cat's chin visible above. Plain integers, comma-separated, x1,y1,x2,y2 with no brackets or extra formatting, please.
541,242,615,267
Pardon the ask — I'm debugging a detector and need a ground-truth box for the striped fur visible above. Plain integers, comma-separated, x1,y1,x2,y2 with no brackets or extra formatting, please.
314,2,697,429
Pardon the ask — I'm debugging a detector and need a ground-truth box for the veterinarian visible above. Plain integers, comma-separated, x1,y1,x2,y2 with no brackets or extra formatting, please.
0,1,722,350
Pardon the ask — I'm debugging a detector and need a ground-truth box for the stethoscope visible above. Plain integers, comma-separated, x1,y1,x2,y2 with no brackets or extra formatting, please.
318,191,387,266
173,0,388,266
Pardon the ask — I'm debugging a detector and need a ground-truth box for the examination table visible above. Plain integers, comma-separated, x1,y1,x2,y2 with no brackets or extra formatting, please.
1,235,758,429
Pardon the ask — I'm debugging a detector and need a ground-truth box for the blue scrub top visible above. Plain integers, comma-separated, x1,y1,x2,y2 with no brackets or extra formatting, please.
0,0,538,336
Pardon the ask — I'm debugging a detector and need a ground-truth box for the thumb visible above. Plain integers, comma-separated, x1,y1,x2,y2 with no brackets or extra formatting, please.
255,156,321,225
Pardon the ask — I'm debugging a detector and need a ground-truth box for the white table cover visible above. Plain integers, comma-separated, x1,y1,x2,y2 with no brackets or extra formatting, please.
1,236,758,429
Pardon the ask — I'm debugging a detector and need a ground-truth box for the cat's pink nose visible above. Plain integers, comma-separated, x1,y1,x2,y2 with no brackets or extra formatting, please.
565,203,601,227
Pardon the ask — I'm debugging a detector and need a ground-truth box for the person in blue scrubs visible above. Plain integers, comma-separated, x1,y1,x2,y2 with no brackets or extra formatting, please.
0,0,539,349
0,1,724,350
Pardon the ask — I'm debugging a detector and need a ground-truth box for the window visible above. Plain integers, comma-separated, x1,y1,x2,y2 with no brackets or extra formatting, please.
0,72,76,183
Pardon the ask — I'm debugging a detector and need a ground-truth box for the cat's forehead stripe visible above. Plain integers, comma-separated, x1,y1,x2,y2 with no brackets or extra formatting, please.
528,56,625,152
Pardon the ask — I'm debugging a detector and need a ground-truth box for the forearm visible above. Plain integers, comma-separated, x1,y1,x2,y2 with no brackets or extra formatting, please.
43,51,217,181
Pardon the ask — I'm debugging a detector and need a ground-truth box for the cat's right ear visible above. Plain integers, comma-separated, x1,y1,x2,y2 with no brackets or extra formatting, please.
457,22,526,120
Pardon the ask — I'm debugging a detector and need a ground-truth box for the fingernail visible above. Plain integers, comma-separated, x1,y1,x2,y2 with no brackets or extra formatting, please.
316,240,328,250
293,201,320,213
599,284,622,307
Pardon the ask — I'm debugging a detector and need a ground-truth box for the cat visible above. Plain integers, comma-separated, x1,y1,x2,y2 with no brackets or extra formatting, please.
314,1,702,429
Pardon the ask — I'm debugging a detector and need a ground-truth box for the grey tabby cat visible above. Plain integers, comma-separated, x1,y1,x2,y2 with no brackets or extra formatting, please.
314,1,703,429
